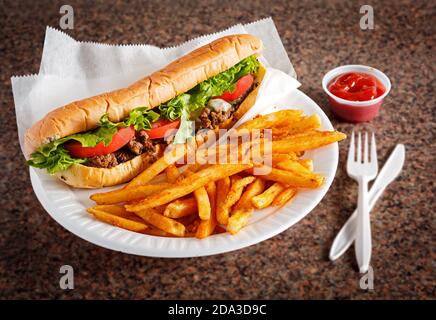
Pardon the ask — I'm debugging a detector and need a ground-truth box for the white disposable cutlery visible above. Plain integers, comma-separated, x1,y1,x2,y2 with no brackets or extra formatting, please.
345,131,378,273
329,144,405,262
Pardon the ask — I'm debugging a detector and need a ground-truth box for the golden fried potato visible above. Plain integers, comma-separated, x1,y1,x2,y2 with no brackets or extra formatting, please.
88,208,148,232
227,208,253,235
163,197,197,218
272,131,346,153
271,187,297,207
216,176,231,226
297,159,314,171
249,165,324,188
251,182,286,209
134,208,185,237
194,186,211,220
125,164,253,212
165,164,181,183
234,178,266,210
196,182,218,239
90,183,170,205
218,176,255,225
272,115,321,139
237,110,303,131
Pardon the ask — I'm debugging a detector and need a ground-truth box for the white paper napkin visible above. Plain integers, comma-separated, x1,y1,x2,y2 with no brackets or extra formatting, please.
38,17,296,79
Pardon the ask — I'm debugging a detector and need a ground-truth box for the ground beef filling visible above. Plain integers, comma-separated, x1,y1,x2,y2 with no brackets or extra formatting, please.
86,130,158,169
199,82,256,130
199,107,234,130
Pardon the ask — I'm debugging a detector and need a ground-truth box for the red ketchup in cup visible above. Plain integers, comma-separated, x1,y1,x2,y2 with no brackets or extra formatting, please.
322,65,391,122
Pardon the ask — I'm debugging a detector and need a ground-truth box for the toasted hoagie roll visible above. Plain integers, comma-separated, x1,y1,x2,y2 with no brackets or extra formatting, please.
26,34,265,188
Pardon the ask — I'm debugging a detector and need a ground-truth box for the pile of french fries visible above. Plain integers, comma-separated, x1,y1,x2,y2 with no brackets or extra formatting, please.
88,110,346,239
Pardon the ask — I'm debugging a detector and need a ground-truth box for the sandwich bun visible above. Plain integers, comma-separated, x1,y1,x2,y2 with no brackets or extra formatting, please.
24,34,263,157
25,34,263,188
54,145,162,189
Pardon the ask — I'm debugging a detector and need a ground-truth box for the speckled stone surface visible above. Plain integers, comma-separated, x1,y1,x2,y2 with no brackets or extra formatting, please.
0,0,434,299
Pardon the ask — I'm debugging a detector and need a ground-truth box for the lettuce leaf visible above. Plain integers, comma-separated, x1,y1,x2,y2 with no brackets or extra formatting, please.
27,108,160,174
159,55,260,121
27,146,86,174
123,108,160,130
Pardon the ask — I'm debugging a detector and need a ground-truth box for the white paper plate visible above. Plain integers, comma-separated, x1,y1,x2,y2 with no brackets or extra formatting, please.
30,88,338,258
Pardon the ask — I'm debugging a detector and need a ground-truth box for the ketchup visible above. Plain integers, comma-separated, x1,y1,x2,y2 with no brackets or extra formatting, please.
328,72,386,101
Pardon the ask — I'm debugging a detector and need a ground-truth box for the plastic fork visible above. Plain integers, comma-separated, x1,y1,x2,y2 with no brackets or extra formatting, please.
347,131,378,273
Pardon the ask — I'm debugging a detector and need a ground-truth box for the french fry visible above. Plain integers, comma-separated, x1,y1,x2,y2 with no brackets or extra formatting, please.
271,187,298,207
196,139,256,166
251,182,286,209
88,206,146,223
134,208,185,237
194,186,211,220
218,176,255,225
181,162,204,177
272,115,321,138
196,182,217,239
297,159,314,171
227,208,253,235
165,164,181,183
182,165,211,220
125,164,253,212
272,131,346,153
142,227,172,237
276,160,318,176
90,182,171,205
234,178,266,210
88,209,148,232
205,182,217,212
126,143,187,188
237,110,303,131
248,165,324,188
216,177,231,226
90,205,131,217
271,153,298,166
163,197,197,218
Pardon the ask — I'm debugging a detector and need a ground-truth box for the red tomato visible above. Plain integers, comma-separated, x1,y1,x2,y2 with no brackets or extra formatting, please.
65,126,135,158
146,119,180,139
328,72,386,101
215,74,254,102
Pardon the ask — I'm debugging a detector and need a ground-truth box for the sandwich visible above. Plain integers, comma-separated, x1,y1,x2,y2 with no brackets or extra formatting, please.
25,34,265,188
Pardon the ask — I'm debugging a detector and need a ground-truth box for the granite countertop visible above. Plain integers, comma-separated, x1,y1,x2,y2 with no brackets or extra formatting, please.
0,0,434,299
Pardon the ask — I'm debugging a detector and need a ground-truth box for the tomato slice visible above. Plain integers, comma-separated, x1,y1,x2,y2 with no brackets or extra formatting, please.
215,74,254,102
65,126,135,158
146,119,180,139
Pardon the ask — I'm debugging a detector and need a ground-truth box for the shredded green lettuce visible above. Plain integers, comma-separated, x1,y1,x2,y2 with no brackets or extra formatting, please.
27,108,160,174
123,108,160,131
27,146,87,174
160,55,260,121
